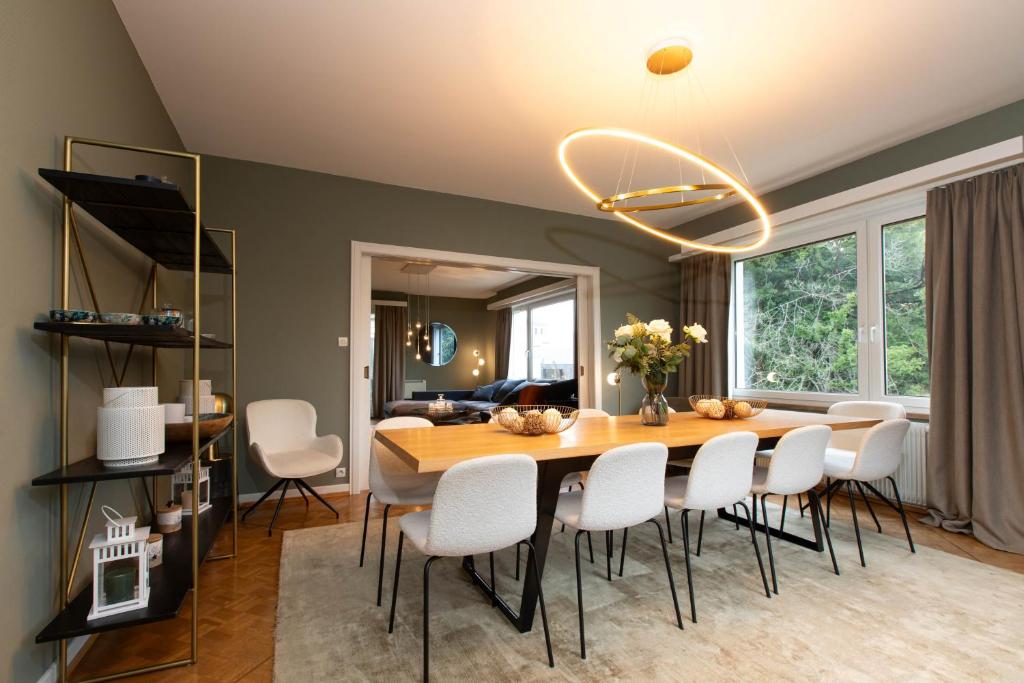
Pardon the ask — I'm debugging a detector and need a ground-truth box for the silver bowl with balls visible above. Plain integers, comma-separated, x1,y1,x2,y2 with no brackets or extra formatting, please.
688,395,767,420
491,405,580,435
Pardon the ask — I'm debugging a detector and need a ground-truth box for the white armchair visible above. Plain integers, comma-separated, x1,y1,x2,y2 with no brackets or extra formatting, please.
244,399,343,535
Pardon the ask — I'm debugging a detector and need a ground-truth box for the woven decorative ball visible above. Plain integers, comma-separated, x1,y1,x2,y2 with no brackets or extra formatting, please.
689,395,766,420
492,405,580,435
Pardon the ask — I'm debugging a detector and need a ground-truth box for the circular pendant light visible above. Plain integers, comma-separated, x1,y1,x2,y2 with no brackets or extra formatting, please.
557,39,771,254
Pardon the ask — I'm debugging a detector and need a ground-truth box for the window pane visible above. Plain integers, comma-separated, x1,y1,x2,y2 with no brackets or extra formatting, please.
529,298,575,380
737,234,859,393
507,308,528,379
882,217,928,397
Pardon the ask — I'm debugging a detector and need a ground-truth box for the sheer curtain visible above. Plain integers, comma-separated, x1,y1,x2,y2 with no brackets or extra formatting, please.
372,305,406,419
923,163,1024,553
679,252,731,398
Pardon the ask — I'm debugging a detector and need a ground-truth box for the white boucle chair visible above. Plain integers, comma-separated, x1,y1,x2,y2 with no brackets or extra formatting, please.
664,431,770,623
387,454,553,682
750,425,837,593
554,442,683,660
244,399,343,535
360,416,441,607
823,418,914,567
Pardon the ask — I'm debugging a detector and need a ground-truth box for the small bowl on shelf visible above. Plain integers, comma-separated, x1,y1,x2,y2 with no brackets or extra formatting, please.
491,405,579,436
99,312,142,325
164,413,234,442
142,313,183,327
50,308,96,323
688,395,767,420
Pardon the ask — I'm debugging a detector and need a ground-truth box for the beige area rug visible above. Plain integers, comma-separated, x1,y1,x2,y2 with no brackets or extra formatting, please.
275,505,1024,681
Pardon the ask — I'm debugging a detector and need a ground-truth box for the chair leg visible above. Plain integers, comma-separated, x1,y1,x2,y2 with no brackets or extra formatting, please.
664,505,674,543
560,484,571,533
422,556,439,683
573,530,587,660
797,492,805,518
387,531,405,633
522,540,555,668
359,491,372,567
587,531,594,564
515,543,521,581
680,509,696,623
489,552,497,606
779,495,789,534
296,479,340,518
812,490,839,576
648,520,683,630
377,504,392,606
296,481,309,506
855,481,883,533
826,477,833,526
695,510,706,557
846,481,866,567
605,530,613,581
737,500,771,599
618,527,628,577
760,494,778,594
733,503,740,530
888,476,916,553
241,478,285,520
267,479,291,536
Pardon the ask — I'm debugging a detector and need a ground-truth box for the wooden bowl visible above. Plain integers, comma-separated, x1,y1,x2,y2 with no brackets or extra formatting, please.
165,413,234,442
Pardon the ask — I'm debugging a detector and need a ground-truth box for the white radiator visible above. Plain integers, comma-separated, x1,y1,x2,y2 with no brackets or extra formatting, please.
867,421,928,507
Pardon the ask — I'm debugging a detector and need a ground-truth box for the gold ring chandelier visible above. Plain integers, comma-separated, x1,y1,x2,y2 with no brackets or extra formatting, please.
557,39,771,254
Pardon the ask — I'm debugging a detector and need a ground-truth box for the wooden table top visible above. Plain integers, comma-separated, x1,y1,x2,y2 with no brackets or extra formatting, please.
375,409,880,473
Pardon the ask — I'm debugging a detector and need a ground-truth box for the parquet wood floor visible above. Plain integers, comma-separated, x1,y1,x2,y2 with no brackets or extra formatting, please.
70,489,1024,682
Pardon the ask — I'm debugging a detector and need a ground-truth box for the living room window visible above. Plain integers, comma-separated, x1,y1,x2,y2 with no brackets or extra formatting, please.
508,294,576,381
730,198,929,411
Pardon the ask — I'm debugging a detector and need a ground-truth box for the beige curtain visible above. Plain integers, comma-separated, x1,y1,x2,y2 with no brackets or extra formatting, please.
924,163,1024,553
494,307,512,380
373,305,406,419
679,252,731,398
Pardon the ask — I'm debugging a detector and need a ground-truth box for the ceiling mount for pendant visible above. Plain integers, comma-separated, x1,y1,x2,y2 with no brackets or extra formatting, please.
646,38,693,76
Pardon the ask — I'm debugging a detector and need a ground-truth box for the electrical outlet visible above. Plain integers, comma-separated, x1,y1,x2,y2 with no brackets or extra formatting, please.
335,467,346,478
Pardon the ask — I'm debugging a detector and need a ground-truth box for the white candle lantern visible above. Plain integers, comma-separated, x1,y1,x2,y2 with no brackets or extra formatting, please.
88,506,150,620
172,464,211,516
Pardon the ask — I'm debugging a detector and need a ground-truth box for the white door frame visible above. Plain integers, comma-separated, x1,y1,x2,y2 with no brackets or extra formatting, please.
349,241,602,493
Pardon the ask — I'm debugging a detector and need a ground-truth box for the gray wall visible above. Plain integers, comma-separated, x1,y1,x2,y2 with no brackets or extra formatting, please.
1,1,188,680
199,155,682,495
674,98,1024,238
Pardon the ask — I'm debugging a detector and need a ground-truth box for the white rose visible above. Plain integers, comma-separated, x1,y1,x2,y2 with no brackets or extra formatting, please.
646,319,673,342
684,323,708,344
613,324,634,340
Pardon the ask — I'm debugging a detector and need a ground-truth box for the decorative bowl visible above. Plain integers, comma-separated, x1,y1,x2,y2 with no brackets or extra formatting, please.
165,413,234,442
688,395,767,420
99,312,142,325
491,404,579,436
142,314,183,326
50,308,96,323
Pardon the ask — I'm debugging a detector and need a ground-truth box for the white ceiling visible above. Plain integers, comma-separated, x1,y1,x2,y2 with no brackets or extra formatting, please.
116,1,1024,228
371,260,544,299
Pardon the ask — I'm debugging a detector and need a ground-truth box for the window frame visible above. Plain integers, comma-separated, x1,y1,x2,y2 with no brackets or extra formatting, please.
729,194,928,413
510,292,576,381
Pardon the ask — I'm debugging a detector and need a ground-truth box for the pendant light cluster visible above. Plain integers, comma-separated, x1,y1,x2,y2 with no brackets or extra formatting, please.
557,38,771,254
401,262,436,360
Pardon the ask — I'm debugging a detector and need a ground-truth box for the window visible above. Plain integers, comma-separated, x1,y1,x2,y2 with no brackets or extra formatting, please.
507,294,576,380
730,199,929,410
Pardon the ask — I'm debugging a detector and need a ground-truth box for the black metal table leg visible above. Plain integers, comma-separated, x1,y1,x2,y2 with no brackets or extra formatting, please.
717,497,826,552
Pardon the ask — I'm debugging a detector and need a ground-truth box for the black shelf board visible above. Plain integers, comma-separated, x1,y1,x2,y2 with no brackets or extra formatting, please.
35,496,232,643
33,322,232,349
38,168,232,274
32,426,232,487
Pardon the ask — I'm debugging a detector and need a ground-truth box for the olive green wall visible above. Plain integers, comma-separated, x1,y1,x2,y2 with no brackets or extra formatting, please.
1,1,189,680
198,154,682,495
673,98,1024,239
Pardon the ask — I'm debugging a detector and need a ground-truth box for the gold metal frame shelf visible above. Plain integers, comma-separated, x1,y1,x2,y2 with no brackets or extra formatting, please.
37,136,239,683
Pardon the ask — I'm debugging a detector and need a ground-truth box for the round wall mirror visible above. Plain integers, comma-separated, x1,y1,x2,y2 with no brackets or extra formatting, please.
418,322,457,366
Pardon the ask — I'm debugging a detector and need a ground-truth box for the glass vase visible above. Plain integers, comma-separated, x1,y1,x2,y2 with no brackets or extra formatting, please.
639,371,670,426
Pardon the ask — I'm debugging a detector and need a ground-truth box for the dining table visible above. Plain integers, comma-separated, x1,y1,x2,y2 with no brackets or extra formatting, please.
375,408,881,632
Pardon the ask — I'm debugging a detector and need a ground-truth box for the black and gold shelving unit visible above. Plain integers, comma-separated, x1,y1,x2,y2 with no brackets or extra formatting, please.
32,136,238,682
